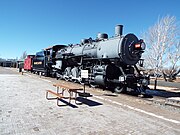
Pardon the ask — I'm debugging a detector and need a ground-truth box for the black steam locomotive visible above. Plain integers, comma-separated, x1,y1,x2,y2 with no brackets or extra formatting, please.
32,25,149,93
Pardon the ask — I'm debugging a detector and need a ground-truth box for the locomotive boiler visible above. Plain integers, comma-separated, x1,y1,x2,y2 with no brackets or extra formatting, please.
53,25,149,93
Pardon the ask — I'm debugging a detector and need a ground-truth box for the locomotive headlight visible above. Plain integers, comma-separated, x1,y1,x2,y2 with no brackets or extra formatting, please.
135,44,141,49
134,39,146,50
140,42,146,50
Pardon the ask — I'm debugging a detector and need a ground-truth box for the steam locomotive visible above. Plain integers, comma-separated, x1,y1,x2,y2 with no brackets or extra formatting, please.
25,25,149,93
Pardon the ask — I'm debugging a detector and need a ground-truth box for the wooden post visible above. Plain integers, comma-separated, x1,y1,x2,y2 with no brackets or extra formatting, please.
154,76,157,90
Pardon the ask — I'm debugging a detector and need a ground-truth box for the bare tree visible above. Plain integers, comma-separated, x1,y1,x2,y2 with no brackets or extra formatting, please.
20,51,27,60
163,41,180,81
143,15,180,85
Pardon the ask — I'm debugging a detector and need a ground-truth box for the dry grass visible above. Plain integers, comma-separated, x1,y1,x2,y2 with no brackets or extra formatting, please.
150,77,180,83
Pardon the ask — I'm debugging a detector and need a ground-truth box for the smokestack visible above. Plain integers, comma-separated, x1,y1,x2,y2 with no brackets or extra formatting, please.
115,25,123,36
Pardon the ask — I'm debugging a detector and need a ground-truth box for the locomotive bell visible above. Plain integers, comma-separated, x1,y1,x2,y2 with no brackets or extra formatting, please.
115,25,123,36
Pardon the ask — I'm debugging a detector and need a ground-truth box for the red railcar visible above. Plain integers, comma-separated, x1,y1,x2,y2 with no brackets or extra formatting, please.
24,55,35,71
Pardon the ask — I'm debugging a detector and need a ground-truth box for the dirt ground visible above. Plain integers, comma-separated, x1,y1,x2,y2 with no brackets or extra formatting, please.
0,67,180,135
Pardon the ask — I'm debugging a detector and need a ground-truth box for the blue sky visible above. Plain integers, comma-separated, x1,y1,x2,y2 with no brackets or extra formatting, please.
0,0,180,59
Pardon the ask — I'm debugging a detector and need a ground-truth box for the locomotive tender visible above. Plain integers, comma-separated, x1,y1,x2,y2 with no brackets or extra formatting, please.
32,45,66,76
30,25,149,93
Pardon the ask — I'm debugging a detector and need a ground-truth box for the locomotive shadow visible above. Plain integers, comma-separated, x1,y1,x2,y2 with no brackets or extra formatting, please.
146,89,180,98
101,88,151,98
123,91,153,98
104,89,180,99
